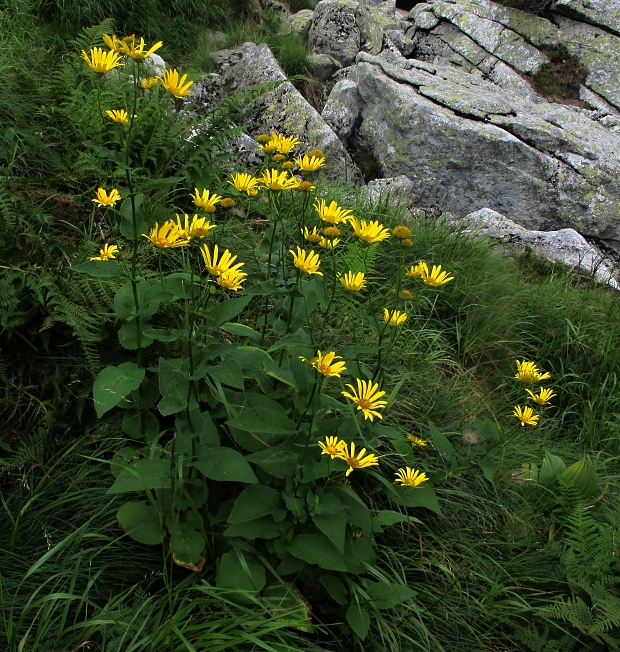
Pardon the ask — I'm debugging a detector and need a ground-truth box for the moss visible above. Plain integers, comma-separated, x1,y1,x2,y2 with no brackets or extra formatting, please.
532,45,587,103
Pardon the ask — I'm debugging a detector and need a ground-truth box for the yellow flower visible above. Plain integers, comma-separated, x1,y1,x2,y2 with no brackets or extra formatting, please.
318,436,347,459
175,214,216,240
256,134,271,144
308,148,325,159
141,76,158,89
228,172,260,196
336,442,380,477
340,271,366,292
341,378,388,421
81,47,124,74
295,154,325,172
159,68,193,98
102,34,130,53
300,350,347,377
258,169,298,191
350,218,391,244
216,270,247,291
119,36,163,60
106,109,129,124
383,308,407,327
296,180,315,192
319,236,339,250
406,262,426,277
421,263,454,287
526,387,557,405
201,244,244,277
399,290,412,300
258,132,300,155
92,187,121,207
220,197,236,208
142,221,190,248
323,226,341,238
400,238,413,247
290,247,323,275
191,188,222,212
513,405,540,427
89,243,119,261
272,154,286,162
407,434,427,447
515,360,551,383
282,161,295,170
392,226,411,239
303,226,322,244
314,199,353,225
395,467,429,487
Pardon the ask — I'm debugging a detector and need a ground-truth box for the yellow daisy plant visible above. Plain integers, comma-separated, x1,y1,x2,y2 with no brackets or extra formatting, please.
341,378,388,421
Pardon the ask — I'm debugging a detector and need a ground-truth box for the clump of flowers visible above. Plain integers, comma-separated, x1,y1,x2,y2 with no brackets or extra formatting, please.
191,189,221,212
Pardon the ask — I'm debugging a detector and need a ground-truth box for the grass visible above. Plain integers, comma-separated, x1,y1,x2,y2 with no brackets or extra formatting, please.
2,3,620,652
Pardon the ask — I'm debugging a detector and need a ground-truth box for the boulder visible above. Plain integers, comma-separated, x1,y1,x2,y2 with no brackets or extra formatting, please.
411,3,440,29
308,53,342,81
356,1,401,54
385,29,416,57
365,175,416,204
321,78,364,144
553,0,620,35
284,9,315,39
459,208,619,287
308,0,361,67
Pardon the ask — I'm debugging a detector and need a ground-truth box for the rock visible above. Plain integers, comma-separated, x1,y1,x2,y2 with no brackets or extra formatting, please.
145,53,166,76
485,60,542,102
460,208,619,287
259,0,290,19
553,0,620,35
188,73,228,111
211,42,287,90
308,0,361,67
385,29,416,57
356,1,401,54
308,53,342,81
365,175,416,204
285,9,314,39
411,3,440,29
321,78,363,144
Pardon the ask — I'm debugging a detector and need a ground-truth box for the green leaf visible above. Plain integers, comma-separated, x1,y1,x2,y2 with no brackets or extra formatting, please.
160,273,203,301
158,358,189,416
71,260,126,278
392,485,442,515
366,581,416,609
228,485,286,523
107,458,171,494
217,550,266,592
204,295,252,328
119,193,146,240
287,533,347,571
429,424,457,470
267,329,314,353
346,602,370,640
338,345,378,357
240,280,278,296
93,362,145,418
227,408,297,434
208,360,245,389
192,447,257,483
114,278,162,321
538,452,567,486
122,409,160,441
319,575,348,605
373,510,415,527
118,319,154,350
83,140,131,167
478,459,496,482
220,322,262,343
263,359,299,390
311,492,347,553
246,444,298,480
116,501,162,544
223,516,284,539
141,327,180,342
262,584,314,632
168,512,206,567
331,485,373,536
176,409,219,452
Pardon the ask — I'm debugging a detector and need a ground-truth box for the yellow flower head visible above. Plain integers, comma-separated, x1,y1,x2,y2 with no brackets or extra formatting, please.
103,34,130,53
282,161,295,170
513,405,540,427
175,214,216,240
256,134,271,144
141,76,158,89
220,197,236,208
515,360,551,383
395,467,429,487
318,436,347,459
526,387,557,405
300,350,347,377
228,172,260,196
350,218,391,244
216,270,247,291
92,187,121,207
258,169,299,191
106,109,129,124
407,434,427,447
406,262,426,277
341,378,388,421
303,226,322,244
323,226,341,238
290,247,323,275
258,132,300,155
308,148,325,159
89,243,119,261
421,264,454,287
273,154,286,162
340,271,366,292
399,290,412,300
400,238,413,247
201,244,244,277
81,47,124,74
383,308,407,327
142,221,190,248
191,188,222,212
392,226,411,239
159,68,193,98
336,442,380,476
295,154,326,172
296,180,315,192
319,236,339,250
314,199,353,225
119,36,163,60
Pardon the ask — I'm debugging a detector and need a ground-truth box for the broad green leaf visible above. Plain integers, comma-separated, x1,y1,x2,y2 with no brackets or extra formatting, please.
107,458,171,494
228,485,286,523
141,327,180,342
247,445,298,480
346,602,370,640
217,550,266,592
392,485,442,515
204,295,252,328
93,362,145,418
560,455,598,500
287,533,347,571
176,409,219,452
192,447,257,483
223,346,273,375
267,329,313,353
226,408,297,434
478,459,496,482
429,424,457,468
338,345,378,357
311,492,347,553
158,357,189,416
366,581,416,609
118,319,154,350
168,512,206,568
373,510,416,527
331,485,373,535
71,260,126,278
83,140,131,167
539,452,567,486
223,516,284,539
117,501,162,545
160,273,203,301
319,575,348,605
263,359,298,390
122,408,160,441
262,585,314,632
119,193,146,240
208,360,245,389
220,322,262,343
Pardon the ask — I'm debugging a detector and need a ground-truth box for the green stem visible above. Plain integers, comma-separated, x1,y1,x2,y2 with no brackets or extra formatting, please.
318,244,338,343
